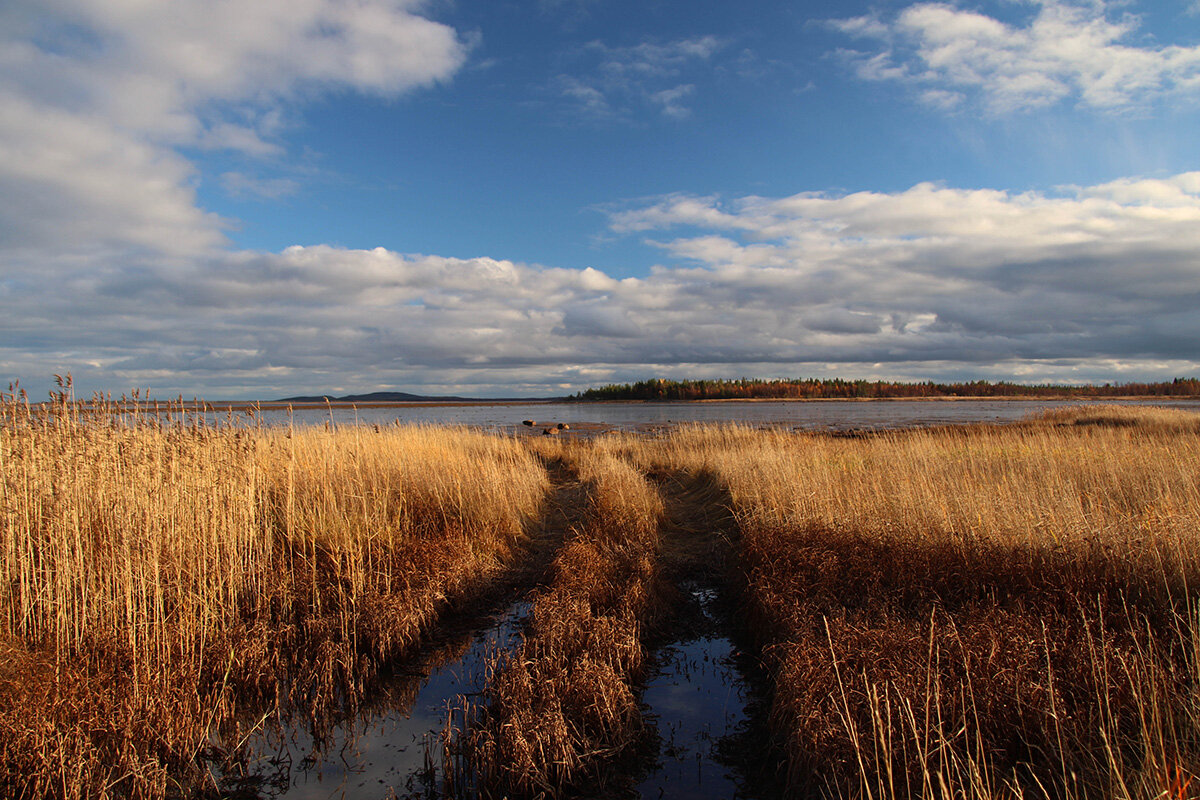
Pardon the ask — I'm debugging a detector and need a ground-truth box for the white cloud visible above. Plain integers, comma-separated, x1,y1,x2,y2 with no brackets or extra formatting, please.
200,124,285,158
648,84,696,118
555,75,614,116
3,0,468,137
832,0,1200,113
0,90,226,261
5,1,1200,398
7,174,1200,397
0,0,469,259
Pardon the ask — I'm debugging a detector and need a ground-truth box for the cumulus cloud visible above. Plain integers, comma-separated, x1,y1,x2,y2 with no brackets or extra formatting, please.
2,0,468,138
0,0,469,259
831,0,1200,113
6,174,1200,398
5,1,1200,398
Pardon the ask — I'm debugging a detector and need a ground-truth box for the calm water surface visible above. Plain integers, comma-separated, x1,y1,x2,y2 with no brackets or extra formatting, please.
224,398,1200,432
230,602,529,799
635,583,769,799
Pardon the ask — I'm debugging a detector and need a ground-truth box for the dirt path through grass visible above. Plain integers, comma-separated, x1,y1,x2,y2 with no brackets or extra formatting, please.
441,456,787,799
509,454,594,590
646,467,735,579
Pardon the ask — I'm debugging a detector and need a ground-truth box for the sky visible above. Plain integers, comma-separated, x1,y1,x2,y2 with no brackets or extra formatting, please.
2,0,1200,400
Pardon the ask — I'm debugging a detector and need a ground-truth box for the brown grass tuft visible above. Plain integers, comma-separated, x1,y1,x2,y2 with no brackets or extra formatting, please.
647,411,1200,798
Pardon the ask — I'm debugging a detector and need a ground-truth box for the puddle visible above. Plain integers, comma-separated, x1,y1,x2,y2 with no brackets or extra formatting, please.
219,602,529,799
634,582,776,799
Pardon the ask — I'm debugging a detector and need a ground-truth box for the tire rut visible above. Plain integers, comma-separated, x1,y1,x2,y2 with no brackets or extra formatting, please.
631,467,788,800
214,452,583,799
505,453,592,590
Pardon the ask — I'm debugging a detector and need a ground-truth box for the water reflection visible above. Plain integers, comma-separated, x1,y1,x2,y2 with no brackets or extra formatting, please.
225,602,529,799
636,584,772,800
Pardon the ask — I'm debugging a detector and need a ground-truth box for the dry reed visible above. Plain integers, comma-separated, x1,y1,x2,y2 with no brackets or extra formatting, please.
646,408,1200,799
0,393,548,799
7,391,1200,799
452,437,665,797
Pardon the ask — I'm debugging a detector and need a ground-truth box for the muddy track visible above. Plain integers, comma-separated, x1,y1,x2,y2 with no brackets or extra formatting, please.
631,467,788,800
388,457,587,675
645,467,738,582
445,460,786,799
507,454,593,590
445,443,664,798
218,456,788,800
212,455,589,799
414,454,590,630
363,454,589,684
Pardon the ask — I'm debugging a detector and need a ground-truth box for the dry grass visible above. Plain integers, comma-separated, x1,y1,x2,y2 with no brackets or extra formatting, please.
236,423,549,705
452,437,665,797
0,395,548,799
5,393,1200,799
644,408,1200,799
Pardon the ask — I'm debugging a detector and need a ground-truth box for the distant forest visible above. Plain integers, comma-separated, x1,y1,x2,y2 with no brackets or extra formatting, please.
571,377,1200,402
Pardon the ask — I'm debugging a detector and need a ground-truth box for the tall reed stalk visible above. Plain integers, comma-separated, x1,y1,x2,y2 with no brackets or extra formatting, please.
0,394,548,799
646,407,1200,799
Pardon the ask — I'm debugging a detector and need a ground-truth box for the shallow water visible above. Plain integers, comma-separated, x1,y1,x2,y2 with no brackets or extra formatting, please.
230,602,528,799
635,584,772,800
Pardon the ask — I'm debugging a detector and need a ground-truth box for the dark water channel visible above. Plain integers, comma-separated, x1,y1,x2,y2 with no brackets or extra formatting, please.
217,580,779,800
223,602,529,799
633,581,781,800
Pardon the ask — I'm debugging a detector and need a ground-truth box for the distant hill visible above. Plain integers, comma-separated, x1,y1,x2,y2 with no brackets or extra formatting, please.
277,391,478,403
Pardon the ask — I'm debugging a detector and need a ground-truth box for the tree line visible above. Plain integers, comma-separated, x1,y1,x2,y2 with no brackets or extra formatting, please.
570,377,1200,402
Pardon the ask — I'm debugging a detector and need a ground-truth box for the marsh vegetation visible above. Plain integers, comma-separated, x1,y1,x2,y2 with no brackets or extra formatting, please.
2,392,1198,798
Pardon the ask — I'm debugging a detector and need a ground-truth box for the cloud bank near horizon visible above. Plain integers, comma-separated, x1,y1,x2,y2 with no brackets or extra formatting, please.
6,173,1200,398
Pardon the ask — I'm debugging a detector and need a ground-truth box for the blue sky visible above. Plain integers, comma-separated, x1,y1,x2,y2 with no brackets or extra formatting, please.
3,0,1200,398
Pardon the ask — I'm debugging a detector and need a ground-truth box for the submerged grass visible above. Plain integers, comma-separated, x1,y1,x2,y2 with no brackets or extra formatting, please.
448,438,665,797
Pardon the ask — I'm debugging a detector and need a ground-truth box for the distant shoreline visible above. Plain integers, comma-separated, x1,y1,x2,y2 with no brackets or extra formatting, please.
68,394,1200,413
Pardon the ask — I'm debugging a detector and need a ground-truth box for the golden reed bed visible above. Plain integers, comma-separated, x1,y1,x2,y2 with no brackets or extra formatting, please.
0,394,548,798
1,392,1198,799
640,406,1200,799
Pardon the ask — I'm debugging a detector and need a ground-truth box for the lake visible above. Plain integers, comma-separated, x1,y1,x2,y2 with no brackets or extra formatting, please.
216,397,1200,433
